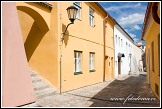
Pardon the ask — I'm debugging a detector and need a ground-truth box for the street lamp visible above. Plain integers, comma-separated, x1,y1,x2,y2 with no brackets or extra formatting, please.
61,6,78,40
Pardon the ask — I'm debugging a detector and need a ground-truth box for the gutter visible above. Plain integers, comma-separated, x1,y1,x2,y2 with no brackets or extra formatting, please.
113,19,134,43
103,15,108,81
141,3,151,40
152,2,160,24
141,2,160,40
38,2,52,9
94,2,133,42
95,2,115,24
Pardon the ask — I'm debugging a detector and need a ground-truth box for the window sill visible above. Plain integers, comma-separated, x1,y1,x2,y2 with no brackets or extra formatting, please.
74,71,83,75
89,70,96,72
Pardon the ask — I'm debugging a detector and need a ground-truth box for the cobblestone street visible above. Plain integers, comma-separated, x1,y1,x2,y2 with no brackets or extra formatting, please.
25,72,160,107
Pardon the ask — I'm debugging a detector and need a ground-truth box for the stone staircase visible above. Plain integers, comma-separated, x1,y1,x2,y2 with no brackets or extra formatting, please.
22,71,58,107
31,71,58,99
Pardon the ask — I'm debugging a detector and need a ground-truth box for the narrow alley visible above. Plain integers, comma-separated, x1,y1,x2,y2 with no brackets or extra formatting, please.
2,2,160,107
25,72,160,107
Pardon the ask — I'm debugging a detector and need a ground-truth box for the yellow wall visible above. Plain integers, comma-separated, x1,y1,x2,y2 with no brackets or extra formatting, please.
16,2,115,92
105,18,115,79
17,2,59,88
145,4,160,100
59,2,114,92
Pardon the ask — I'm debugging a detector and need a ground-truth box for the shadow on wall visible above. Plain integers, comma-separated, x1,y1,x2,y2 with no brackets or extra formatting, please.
62,23,69,47
24,21,48,61
89,74,160,107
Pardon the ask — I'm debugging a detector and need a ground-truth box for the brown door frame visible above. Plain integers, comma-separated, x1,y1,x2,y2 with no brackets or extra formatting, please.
118,57,121,75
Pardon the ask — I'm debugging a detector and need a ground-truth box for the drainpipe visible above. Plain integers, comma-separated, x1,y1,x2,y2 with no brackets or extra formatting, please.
151,2,160,24
103,15,108,81
59,3,62,95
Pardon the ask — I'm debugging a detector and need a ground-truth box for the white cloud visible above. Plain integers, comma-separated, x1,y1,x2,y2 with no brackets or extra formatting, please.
133,38,140,42
105,3,142,11
129,33,136,39
124,29,129,33
135,3,141,7
133,25,141,30
119,13,145,27
105,5,133,11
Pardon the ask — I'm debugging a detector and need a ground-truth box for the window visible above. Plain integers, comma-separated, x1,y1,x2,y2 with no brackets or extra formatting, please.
118,37,120,46
74,51,82,75
151,42,154,72
89,7,94,27
116,35,117,44
89,52,95,72
73,2,81,19
121,39,122,47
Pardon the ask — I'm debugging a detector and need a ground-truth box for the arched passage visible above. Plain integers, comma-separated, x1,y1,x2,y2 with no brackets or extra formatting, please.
17,5,49,61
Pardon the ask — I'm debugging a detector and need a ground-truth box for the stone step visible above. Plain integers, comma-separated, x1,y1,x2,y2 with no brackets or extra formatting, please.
32,76,42,83
35,88,57,99
31,72,37,77
32,81,50,91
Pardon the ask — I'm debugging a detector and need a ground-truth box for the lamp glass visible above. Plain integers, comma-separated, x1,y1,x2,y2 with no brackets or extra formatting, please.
67,6,78,23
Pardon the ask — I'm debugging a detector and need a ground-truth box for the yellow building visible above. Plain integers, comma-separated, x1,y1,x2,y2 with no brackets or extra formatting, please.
16,2,115,92
141,2,160,100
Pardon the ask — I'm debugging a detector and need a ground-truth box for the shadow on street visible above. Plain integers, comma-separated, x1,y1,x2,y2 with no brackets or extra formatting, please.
89,74,160,107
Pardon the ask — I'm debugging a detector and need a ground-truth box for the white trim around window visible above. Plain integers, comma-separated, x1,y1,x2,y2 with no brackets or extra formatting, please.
74,51,82,74
89,52,95,72
73,2,81,20
89,7,94,27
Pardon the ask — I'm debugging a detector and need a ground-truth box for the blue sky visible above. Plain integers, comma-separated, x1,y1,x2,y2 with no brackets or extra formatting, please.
99,2,148,44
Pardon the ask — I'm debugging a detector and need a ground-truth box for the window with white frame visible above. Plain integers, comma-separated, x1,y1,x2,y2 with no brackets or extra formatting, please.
74,51,82,73
73,2,81,19
116,35,117,44
89,7,94,27
89,52,95,71
118,37,120,46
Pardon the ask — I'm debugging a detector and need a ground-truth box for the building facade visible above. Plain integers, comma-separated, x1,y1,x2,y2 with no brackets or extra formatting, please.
16,2,115,93
132,44,144,73
2,2,35,107
136,42,146,52
114,22,134,77
2,2,116,106
141,2,160,100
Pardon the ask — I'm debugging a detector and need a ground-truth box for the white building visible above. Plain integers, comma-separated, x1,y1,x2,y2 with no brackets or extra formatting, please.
114,21,144,77
114,22,134,77
131,45,144,73
136,42,146,52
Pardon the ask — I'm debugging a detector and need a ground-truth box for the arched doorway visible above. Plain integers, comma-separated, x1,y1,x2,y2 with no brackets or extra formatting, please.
17,3,50,61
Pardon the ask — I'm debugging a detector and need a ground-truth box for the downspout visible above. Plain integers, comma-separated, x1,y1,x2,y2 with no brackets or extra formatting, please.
151,2,160,24
59,3,62,94
103,15,108,81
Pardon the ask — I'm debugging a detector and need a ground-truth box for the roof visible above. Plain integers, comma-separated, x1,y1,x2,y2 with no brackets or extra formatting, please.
113,19,134,42
95,2,134,42
140,2,151,40
38,2,53,9
95,2,115,23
